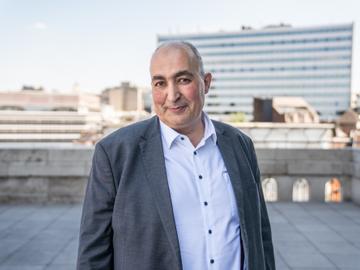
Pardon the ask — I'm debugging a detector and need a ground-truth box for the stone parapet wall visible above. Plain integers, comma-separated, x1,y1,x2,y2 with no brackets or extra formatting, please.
352,149,360,205
256,148,353,202
0,145,359,203
0,145,93,203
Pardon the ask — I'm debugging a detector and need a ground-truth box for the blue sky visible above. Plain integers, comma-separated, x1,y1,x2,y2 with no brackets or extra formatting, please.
0,0,359,93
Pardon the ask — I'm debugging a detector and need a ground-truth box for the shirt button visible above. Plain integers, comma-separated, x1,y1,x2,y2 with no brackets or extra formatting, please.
180,137,184,140
198,175,203,179
193,151,197,155
208,229,212,234
204,201,208,206
210,259,214,264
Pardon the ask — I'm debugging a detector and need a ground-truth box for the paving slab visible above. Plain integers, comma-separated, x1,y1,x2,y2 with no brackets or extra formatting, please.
0,202,359,269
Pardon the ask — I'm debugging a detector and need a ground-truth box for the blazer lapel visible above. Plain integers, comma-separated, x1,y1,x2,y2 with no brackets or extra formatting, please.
139,117,182,270
214,123,249,231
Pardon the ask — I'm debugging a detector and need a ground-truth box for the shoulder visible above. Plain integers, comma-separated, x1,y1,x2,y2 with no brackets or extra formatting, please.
212,119,257,165
212,119,253,145
97,116,158,151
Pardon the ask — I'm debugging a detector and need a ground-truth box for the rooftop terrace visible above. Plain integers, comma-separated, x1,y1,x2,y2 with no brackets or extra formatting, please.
0,202,359,270
0,145,360,269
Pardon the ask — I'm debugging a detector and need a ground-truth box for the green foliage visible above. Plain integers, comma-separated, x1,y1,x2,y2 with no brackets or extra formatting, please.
229,112,246,123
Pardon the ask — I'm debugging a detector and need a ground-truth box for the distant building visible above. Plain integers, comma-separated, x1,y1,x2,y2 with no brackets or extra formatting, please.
253,96,320,123
141,87,153,113
0,88,101,113
337,109,360,147
101,82,138,111
0,88,102,143
355,92,360,110
158,23,353,121
337,109,359,135
230,121,349,148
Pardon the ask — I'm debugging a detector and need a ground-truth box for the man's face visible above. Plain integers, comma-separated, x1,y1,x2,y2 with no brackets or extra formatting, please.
150,46,211,133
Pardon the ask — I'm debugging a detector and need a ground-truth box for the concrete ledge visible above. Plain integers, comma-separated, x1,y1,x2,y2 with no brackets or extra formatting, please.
352,150,360,205
0,146,359,203
0,176,87,203
256,148,353,162
259,161,288,174
353,150,360,179
352,178,360,205
287,160,346,175
0,145,92,203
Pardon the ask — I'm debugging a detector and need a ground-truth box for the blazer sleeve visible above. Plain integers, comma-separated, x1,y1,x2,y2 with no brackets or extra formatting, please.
77,142,116,270
249,139,276,270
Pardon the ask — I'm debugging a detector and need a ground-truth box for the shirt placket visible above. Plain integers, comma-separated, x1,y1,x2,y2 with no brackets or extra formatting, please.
192,145,215,269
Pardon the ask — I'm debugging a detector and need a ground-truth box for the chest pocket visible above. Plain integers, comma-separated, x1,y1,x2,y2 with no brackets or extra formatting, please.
222,170,240,220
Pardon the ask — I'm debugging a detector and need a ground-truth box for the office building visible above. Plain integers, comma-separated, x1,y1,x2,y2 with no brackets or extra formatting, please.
101,82,139,111
158,23,353,121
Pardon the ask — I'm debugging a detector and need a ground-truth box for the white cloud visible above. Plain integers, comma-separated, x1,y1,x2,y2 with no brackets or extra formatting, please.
32,22,48,30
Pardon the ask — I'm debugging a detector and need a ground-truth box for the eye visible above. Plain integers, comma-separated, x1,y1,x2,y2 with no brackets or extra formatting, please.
153,81,165,88
177,77,191,84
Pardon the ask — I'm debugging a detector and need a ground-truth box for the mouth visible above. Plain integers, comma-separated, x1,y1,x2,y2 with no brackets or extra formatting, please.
167,105,187,113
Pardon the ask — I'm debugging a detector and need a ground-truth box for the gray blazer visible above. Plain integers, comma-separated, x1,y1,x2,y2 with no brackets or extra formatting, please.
77,116,275,270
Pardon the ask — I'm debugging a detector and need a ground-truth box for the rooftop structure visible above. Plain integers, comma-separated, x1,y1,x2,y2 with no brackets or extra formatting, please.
254,96,320,123
232,122,348,148
337,109,360,147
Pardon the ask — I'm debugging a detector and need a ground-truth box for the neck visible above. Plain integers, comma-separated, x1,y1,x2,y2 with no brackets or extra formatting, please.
176,116,205,147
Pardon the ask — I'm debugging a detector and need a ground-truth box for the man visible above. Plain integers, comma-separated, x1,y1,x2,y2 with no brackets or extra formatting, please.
77,41,275,270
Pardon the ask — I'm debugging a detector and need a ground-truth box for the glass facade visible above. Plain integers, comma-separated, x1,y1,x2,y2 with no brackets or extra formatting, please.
158,23,353,121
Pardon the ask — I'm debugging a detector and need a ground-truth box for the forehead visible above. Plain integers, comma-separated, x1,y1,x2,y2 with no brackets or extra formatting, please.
150,46,197,76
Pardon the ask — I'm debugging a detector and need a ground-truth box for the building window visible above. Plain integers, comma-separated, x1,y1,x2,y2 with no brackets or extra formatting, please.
262,178,278,202
292,178,310,202
325,178,342,202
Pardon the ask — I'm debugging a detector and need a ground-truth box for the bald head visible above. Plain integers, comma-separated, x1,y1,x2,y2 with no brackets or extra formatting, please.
149,40,212,139
151,41,205,78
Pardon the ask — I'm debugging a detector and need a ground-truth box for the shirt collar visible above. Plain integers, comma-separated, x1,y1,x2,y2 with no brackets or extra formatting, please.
159,112,217,149
159,119,181,149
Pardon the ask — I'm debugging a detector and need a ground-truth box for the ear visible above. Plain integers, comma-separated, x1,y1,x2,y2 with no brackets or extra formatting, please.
203,73,212,94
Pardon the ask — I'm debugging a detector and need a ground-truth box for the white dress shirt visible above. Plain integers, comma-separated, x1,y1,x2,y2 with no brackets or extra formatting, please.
159,113,242,270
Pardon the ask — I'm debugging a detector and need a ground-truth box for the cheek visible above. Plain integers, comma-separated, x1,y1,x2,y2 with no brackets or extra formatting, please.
182,86,203,102
152,91,166,105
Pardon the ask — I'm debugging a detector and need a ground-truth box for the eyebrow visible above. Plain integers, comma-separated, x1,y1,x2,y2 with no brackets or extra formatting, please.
151,75,165,82
174,70,194,78
151,70,194,82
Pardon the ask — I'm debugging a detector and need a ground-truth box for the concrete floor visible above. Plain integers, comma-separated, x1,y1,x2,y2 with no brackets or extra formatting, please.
0,202,359,270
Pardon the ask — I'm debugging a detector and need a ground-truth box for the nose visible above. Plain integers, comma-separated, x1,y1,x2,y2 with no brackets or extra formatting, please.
167,83,181,103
